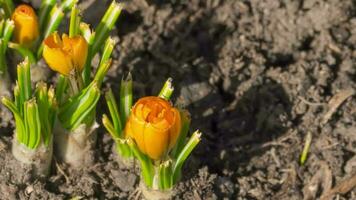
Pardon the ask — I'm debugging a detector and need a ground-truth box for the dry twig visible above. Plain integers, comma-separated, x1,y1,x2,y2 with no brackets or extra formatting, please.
320,173,356,200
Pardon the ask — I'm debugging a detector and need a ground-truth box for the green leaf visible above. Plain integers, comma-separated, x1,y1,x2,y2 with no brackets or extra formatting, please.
128,139,154,188
69,5,81,37
37,5,64,57
0,0,14,18
120,73,132,126
59,82,100,130
93,59,111,88
158,78,174,100
171,110,191,159
99,37,116,67
55,75,68,104
2,19,14,43
102,114,119,140
35,82,51,146
105,89,122,136
17,59,32,111
25,100,41,149
60,0,78,12
91,1,122,56
38,0,56,32
79,22,93,43
1,97,26,144
172,130,201,184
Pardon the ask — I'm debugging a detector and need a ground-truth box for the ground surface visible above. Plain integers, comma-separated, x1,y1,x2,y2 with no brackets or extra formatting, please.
0,0,355,199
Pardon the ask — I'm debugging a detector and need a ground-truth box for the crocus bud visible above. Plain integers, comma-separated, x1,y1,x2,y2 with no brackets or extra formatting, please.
12,4,39,47
43,32,88,76
125,96,181,160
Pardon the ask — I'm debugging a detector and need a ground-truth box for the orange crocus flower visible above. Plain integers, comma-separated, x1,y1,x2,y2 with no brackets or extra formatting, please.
12,4,39,47
125,96,181,160
42,32,88,76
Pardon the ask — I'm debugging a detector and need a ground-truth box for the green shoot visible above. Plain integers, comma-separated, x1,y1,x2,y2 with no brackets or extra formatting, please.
120,73,132,126
300,131,312,165
158,78,174,100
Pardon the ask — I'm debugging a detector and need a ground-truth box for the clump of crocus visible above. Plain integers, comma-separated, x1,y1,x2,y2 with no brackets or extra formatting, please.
104,78,201,199
6,0,76,82
1,58,57,179
42,1,122,168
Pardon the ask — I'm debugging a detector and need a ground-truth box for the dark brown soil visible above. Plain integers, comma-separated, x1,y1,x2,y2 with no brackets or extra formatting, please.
0,0,355,199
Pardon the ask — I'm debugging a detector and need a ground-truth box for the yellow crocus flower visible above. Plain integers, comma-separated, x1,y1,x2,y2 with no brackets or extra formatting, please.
125,96,182,160
12,4,39,47
43,33,88,76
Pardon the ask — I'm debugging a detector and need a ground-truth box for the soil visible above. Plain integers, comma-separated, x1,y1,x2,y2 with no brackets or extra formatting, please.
0,0,355,199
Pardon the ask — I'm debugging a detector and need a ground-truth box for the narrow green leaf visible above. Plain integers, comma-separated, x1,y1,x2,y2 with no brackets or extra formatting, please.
55,75,68,104
79,22,93,43
25,100,41,149
38,0,56,32
171,110,191,159
60,0,78,12
3,19,14,43
0,0,14,18
127,138,154,188
105,89,122,136
93,59,111,88
1,97,26,144
102,114,119,140
69,5,81,37
158,78,174,100
162,160,173,189
47,86,57,130
172,130,201,184
91,1,122,56
37,5,64,57
120,73,132,126
0,20,4,37
35,82,51,146
59,82,100,130
99,37,116,67
17,59,32,110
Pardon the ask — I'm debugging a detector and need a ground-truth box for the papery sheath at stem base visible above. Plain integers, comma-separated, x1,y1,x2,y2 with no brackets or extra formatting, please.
139,180,174,200
12,134,53,181
53,121,98,168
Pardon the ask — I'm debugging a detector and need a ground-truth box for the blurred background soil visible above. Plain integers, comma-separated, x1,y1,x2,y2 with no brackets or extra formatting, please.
0,0,355,199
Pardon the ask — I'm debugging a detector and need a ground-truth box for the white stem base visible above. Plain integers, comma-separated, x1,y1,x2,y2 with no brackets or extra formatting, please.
12,136,53,178
54,122,98,168
139,181,174,200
